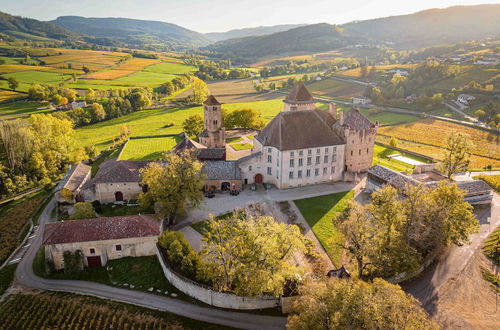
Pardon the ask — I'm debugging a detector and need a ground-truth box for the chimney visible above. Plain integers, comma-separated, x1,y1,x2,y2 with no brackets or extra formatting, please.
337,107,344,125
328,102,337,117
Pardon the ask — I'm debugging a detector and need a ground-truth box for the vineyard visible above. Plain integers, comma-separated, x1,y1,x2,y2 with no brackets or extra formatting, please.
85,58,160,80
0,293,223,329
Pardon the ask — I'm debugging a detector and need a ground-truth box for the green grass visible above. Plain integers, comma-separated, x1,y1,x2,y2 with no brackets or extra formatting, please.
0,264,17,296
371,144,431,172
231,143,253,151
75,99,283,150
116,71,178,85
0,101,52,120
119,136,181,161
294,190,354,266
33,247,185,297
144,62,197,75
358,109,421,125
226,137,243,143
481,269,500,292
95,203,143,217
483,226,499,265
190,212,235,235
0,71,71,91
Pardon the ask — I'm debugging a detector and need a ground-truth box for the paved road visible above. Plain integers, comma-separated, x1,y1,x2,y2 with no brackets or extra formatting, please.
14,197,287,330
403,192,500,309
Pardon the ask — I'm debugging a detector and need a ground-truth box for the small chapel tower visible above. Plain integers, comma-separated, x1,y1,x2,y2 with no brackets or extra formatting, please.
199,95,226,148
283,82,316,112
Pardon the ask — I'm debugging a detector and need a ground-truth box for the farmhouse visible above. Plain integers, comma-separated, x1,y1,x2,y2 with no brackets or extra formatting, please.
366,165,493,205
352,96,371,105
43,215,160,270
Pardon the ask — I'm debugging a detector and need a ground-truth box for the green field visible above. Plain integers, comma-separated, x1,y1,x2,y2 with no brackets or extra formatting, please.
428,66,500,91
358,108,420,125
372,144,430,172
307,79,365,99
144,61,197,75
116,71,178,85
0,101,52,120
119,136,182,161
230,143,253,151
75,99,283,149
294,190,354,266
0,71,71,92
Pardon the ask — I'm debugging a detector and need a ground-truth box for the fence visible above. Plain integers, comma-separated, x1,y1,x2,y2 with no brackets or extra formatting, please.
156,245,280,310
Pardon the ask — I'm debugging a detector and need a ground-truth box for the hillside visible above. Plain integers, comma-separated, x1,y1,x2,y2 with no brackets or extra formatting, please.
207,23,347,59
51,16,210,51
205,24,305,42
0,11,78,41
208,4,500,59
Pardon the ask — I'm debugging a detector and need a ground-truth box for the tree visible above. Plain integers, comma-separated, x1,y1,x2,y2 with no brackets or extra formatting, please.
182,114,204,137
438,131,474,179
201,214,308,296
59,188,74,203
224,108,264,129
82,66,90,74
287,278,437,330
389,137,398,148
7,77,18,91
89,103,106,123
119,124,131,141
191,77,209,104
70,202,96,220
139,151,205,220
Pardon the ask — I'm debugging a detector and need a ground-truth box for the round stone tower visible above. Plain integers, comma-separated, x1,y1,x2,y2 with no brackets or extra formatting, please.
199,95,226,148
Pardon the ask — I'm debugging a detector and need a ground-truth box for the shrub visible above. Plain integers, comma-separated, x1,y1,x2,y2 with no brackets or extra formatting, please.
158,231,203,280
69,202,96,220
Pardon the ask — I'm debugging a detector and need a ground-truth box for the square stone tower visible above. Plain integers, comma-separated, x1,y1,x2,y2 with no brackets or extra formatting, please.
283,82,316,112
199,95,226,148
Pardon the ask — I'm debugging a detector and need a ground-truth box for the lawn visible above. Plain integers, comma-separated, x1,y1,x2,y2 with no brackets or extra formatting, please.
358,108,420,125
294,190,355,266
0,71,71,91
119,136,182,161
307,79,365,99
85,58,160,80
74,99,283,150
207,78,258,95
372,144,431,172
116,71,178,85
226,136,243,143
144,61,197,75
0,101,52,120
231,143,253,151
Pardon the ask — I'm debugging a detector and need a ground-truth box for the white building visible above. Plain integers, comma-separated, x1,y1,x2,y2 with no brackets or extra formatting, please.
457,94,476,105
352,96,372,105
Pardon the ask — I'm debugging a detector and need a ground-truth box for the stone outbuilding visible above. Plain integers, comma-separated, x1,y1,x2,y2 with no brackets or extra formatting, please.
202,161,242,192
55,163,91,203
43,215,160,270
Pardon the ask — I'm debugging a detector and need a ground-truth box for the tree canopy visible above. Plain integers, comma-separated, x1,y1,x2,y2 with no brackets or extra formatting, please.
439,131,474,179
182,114,204,137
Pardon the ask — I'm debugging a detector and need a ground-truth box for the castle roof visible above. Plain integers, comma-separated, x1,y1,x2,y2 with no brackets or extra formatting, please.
172,137,206,153
202,161,241,180
256,109,344,151
343,108,375,130
284,82,314,104
203,95,221,106
92,160,149,183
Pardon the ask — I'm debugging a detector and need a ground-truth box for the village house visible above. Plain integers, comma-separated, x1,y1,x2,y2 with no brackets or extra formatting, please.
70,100,88,109
457,94,476,105
55,163,91,203
43,215,160,270
352,96,372,105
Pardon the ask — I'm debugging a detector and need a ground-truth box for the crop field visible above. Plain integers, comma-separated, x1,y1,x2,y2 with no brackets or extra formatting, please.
144,61,197,75
0,293,222,330
0,101,50,120
0,71,71,92
39,50,128,67
475,174,500,193
75,99,283,149
306,79,365,99
337,64,418,79
427,66,500,91
208,78,257,95
116,71,178,85
84,58,160,80
119,136,182,161
0,64,80,75
378,119,500,160
0,90,25,103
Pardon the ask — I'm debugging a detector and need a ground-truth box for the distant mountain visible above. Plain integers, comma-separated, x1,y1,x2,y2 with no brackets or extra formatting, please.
51,16,210,50
0,11,79,41
205,24,305,42
208,4,500,59
207,23,346,58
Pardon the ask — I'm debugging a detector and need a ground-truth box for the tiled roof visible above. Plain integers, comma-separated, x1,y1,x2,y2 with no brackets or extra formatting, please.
172,137,206,153
199,129,209,137
285,82,314,103
202,161,241,180
198,148,226,161
203,95,221,106
368,165,419,190
43,215,160,245
256,109,344,151
343,108,375,130
457,180,493,194
93,160,149,183
237,151,262,164
56,163,91,192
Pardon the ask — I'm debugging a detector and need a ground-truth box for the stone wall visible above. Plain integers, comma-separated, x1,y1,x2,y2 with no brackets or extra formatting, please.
95,182,143,203
345,127,377,173
156,245,280,310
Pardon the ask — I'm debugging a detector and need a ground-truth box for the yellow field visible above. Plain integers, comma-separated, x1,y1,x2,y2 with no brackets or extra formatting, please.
338,64,418,78
85,58,160,79
0,90,25,102
40,49,128,67
0,64,80,74
252,54,314,67
377,119,500,167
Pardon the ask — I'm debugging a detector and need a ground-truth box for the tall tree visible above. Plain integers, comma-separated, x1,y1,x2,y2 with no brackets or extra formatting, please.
70,202,96,220
191,77,209,104
182,114,204,137
439,131,474,178
139,151,205,221
224,108,264,129
7,77,18,91
89,103,106,123
287,278,438,330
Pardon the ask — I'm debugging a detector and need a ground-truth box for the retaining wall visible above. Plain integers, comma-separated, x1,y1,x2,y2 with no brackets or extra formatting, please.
156,245,280,310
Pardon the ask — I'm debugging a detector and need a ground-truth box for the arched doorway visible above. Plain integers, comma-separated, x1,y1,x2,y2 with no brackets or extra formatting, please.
221,182,230,191
254,174,263,184
115,191,124,202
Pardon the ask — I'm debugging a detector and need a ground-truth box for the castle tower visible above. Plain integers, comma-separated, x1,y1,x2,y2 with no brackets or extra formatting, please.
199,95,226,148
283,82,316,112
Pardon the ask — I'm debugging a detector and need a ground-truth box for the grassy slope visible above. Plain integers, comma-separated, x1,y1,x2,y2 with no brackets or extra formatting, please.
75,99,283,149
0,101,51,120
119,136,182,161
294,190,354,266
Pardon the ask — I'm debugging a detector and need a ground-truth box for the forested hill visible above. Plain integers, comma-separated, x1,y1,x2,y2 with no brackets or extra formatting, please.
205,24,305,42
206,24,347,58
51,16,211,50
0,11,79,41
207,4,500,59
342,4,500,49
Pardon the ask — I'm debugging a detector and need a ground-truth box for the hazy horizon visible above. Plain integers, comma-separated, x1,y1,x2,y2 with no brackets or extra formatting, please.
2,0,499,33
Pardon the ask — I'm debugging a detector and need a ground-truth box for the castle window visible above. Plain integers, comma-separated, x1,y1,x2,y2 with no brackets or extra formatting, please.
298,170,302,178
351,150,353,156
367,148,369,154
289,171,294,179
306,169,311,177
307,157,312,165
249,165,252,171
316,148,320,154
291,106,297,111
276,170,279,179
298,158,303,167
333,147,337,152
290,159,294,167
268,148,271,153
290,151,294,158
323,168,327,175
324,155,328,163
299,150,303,156
325,147,329,153
267,167,272,175
314,169,319,176
316,156,320,164
90,248,95,254
267,155,272,163
308,149,312,156
116,245,122,251
359,149,361,155
331,166,336,174
332,154,337,162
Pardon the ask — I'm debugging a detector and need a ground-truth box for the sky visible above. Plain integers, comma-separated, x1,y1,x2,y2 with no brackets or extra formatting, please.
2,0,498,33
